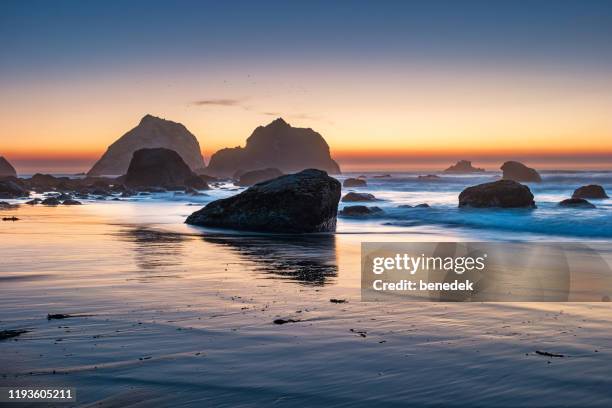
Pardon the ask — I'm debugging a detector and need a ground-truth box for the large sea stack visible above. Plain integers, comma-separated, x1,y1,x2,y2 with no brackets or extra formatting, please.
501,161,542,182
443,160,485,173
124,148,207,189
205,118,341,177
0,157,17,177
186,169,341,233
88,115,205,176
459,180,535,208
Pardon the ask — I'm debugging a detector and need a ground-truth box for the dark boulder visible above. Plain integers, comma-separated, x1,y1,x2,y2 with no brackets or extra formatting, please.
572,185,608,199
341,192,378,202
343,178,367,187
559,198,596,208
62,199,82,205
186,169,341,233
124,148,203,188
501,161,542,182
443,160,485,173
41,197,61,206
0,178,29,198
236,168,283,186
459,180,535,208
0,156,17,177
339,205,384,217
398,203,430,208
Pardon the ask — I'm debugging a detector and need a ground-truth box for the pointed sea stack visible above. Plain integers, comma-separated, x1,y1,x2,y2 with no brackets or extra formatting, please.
88,115,205,176
0,156,17,177
205,118,341,177
443,160,485,174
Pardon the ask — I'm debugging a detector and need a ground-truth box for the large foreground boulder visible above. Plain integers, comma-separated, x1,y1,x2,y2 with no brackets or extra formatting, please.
186,169,341,233
459,180,535,208
236,168,283,186
572,185,608,199
501,161,542,182
124,148,208,189
443,160,484,173
88,115,205,176
0,157,17,177
205,118,341,177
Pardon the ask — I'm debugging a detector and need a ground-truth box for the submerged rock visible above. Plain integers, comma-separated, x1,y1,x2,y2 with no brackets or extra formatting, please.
341,192,378,202
458,180,535,208
88,114,205,176
559,198,596,208
205,118,340,177
0,156,17,177
572,184,608,199
339,205,384,217
124,148,208,189
501,161,542,182
186,169,341,233
343,178,367,187
236,168,283,186
443,160,485,173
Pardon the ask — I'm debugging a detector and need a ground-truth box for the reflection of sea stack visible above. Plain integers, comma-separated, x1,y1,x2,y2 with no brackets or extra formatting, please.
500,161,542,182
443,160,485,173
88,115,205,176
0,156,17,177
124,148,207,189
205,118,341,177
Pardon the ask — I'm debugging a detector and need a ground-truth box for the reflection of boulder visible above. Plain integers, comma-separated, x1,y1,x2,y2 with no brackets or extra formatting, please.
186,169,341,233
124,148,208,189
0,157,17,177
88,115,205,176
559,198,596,208
236,168,283,186
118,227,186,274
201,234,337,286
501,161,542,182
459,180,535,208
572,185,608,199
205,118,340,177
443,160,484,173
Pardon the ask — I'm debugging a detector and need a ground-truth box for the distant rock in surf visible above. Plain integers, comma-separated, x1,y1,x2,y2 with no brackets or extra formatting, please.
343,178,367,187
443,160,485,174
124,148,209,189
559,198,595,208
236,168,283,186
501,161,542,182
339,205,383,217
186,169,341,233
458,180,535,208
341,192,378,202
398,203,430,208
41,197,61,206
373,174,391,178
88,115,205,176
0,157,17,177
572,185,608,199
205,118,340,177
418,174,441,180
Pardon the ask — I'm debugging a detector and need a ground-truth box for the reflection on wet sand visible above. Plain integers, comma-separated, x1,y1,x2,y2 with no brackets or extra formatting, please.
201,233,338,285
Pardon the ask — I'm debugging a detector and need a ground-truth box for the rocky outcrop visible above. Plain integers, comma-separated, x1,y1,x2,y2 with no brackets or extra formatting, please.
501,161,542,182
458,180,535,208
88,115,205,176
124,148,208,189
0,157,17,177
186,169,341,233
343,178,367,187
339,205,383,217
341,192,378,202
572,185,608,199
205,118,340,177
559,198,595,208
236,168,283,187
443,160,485,173
0,178,29,198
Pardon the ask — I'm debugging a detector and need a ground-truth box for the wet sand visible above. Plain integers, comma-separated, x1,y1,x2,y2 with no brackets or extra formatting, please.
1,203,612,407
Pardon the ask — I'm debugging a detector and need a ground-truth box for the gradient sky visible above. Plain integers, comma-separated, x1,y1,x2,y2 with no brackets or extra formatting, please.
1,0,612,173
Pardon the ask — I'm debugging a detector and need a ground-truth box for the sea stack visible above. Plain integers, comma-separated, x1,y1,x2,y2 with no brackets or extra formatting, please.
458,180,535,208
186,169,341,233
124,148,208,189
236,168,283,186
0,157,17,177
572,185,609,199
205,118,341,177
443,160,485,173
500,161,542,182
88,115,205,176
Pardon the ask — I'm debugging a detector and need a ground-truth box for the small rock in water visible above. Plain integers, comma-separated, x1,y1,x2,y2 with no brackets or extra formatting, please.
330,299,347,303
41,197,61,206
343,178,367,187
0,329,29,340
339,205,383,217
342,192,378,202
558,198,595,208
273,318,301,325
535,350,565,358
572,184,609,199
2,216,19,221
62,199,82,205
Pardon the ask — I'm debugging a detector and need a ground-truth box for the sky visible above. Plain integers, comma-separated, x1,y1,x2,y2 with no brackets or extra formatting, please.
1,0,612,173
